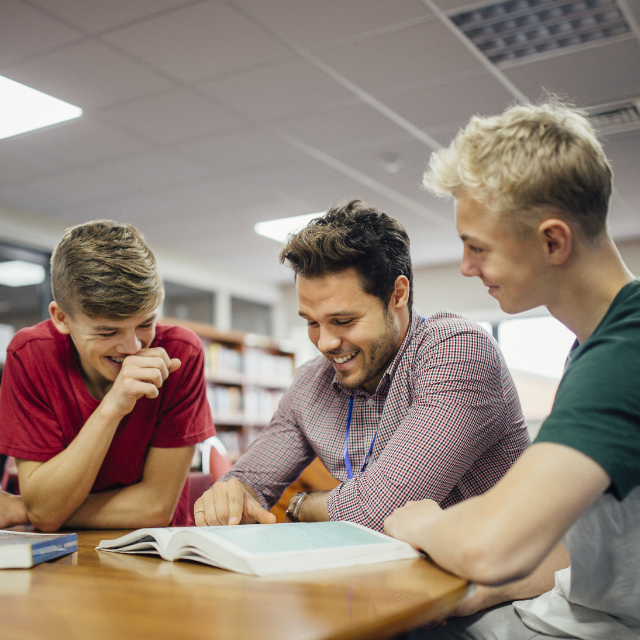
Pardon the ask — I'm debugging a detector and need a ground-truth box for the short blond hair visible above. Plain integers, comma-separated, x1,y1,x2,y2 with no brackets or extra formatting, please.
423,100,612,239
51,220,164,319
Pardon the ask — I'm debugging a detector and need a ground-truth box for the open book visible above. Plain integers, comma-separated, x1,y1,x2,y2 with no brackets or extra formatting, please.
97,521,421,576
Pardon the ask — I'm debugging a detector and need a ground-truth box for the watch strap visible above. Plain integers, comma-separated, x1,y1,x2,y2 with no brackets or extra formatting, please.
286,492,308,522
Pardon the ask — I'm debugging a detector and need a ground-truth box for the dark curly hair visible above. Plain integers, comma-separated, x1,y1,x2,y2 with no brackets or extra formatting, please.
280,199,413,310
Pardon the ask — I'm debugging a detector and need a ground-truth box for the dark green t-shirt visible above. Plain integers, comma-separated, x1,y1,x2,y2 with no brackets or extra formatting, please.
535,279,640,500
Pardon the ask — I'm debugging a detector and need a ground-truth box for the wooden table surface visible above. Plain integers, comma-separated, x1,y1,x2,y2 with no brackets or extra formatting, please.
0,529,470,640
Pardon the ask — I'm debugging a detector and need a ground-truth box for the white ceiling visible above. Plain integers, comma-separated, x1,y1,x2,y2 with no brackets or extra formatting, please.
1,0,639,283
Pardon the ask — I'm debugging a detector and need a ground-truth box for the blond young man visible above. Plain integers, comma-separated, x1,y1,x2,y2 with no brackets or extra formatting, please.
0,221,215,531
385,102,640,639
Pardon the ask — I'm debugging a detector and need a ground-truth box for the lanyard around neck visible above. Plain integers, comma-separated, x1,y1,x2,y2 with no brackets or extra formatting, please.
344,396,379,480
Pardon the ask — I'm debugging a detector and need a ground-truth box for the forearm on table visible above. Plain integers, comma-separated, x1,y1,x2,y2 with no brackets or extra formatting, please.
18,403,122,531
463,542,570,613
65,445,194,529
64,481,176,529
405,445,609,585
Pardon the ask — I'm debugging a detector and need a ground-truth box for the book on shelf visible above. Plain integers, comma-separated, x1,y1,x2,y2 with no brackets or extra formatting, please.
243,347,294,387
0,531,78,569
96,521,421,577
215,430,243,457
207,386,286,426
206,343,243,381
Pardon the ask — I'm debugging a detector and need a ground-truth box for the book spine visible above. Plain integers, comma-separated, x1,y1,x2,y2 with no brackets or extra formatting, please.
31,534,78,566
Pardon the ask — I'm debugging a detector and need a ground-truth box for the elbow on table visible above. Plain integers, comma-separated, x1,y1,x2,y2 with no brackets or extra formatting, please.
453,537,536,586
26,508,65,533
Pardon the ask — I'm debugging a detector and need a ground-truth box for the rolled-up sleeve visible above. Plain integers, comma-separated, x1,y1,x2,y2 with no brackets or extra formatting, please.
326,329,523,530
219,383,315,509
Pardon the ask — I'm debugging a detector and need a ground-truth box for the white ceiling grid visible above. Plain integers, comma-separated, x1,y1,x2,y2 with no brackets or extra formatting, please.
0,0,638,282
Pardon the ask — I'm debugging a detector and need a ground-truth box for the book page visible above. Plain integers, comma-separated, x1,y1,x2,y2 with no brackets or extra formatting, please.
97,527,179,554
198,522,396,555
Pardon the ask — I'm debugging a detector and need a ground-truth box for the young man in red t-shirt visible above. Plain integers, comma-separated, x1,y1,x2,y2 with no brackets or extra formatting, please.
0,220,215,531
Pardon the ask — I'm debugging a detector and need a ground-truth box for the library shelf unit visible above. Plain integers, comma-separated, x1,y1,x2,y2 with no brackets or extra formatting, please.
162,317,295,462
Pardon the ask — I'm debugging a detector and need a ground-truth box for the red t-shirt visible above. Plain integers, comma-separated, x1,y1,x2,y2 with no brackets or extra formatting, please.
0,320,215,526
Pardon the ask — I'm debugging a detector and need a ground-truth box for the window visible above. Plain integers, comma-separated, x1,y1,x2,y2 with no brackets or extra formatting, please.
231,297,272,336
482,315,576,437
163,281,215,325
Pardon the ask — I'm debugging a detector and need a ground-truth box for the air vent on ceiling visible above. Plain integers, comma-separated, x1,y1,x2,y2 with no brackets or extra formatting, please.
450,0,631,65
588,100,640,135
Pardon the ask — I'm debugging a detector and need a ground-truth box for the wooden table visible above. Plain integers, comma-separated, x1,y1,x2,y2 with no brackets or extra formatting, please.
0,530,470,640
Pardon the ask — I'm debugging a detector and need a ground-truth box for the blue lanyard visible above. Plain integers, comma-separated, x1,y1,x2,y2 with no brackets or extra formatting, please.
342,315,424,479
344,396,379,479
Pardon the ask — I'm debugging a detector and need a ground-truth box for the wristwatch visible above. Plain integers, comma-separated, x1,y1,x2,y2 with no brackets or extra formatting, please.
285,492,308,522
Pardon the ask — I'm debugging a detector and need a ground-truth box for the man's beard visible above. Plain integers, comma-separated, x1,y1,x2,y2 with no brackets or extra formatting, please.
337,310,400,390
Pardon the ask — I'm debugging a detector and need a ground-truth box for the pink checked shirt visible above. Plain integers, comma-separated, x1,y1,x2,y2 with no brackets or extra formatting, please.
223,309,529,531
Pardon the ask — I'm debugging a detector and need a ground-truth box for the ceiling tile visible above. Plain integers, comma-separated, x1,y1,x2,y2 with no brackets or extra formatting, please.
314,20,484,96
147,212,288,280
103,0,292,83
503,39,640,108
4,40,171,110
176,127,309,173
101,151,210,188
12,165,141,208
275,103,405,152
381,73,514,130
0,183,67,216
5,118,152,170
100,88,246,144
0,0,83,67
0,143,61,188
266,176,361,216
199,58,355,122
334,138,440,198
28,0,195,34
232,0,430,48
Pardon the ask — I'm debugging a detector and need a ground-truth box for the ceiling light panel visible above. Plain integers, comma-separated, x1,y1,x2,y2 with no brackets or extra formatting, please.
255,213,324,243
0,261,46,287
0,75,82,140
450,0,631,65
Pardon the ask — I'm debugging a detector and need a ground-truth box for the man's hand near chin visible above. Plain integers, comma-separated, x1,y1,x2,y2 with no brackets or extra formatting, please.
194,479,277,526
0,491,28,529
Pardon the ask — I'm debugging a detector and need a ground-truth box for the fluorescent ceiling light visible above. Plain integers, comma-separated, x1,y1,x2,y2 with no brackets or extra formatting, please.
0,75,82,140
0,261,46,287
254,212,324,243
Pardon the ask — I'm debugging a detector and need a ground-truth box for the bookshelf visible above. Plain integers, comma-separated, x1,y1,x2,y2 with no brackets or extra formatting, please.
162,317,295,461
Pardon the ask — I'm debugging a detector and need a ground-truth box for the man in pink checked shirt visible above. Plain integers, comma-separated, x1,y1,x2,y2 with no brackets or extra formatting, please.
194,199,532,535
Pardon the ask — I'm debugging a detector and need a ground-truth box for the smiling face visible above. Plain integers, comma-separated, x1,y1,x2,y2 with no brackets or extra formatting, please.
455,195,553,314
49,302,157,397
297,268,409,393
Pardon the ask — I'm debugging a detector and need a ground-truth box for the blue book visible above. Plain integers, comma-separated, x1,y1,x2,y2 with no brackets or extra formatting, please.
0,531,78,568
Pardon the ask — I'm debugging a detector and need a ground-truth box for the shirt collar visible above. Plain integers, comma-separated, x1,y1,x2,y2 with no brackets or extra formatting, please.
331,307,422,396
